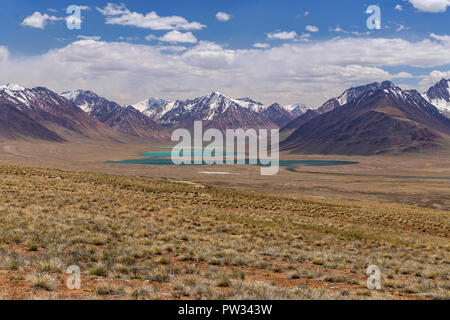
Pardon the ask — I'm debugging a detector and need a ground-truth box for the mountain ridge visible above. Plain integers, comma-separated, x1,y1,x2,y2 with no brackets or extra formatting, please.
281,81,450,155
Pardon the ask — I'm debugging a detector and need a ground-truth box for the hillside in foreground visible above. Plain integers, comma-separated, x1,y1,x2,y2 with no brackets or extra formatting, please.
0,164,448,300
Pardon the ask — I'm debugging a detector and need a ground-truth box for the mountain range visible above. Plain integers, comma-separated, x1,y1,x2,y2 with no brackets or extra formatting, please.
61,89,168,140
1,79,449,155
0,84,118,142
132,92,305,129
281,81,450,155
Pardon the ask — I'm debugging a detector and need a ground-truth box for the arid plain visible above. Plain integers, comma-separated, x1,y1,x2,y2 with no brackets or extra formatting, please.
0,139,448,300
1,139,450,209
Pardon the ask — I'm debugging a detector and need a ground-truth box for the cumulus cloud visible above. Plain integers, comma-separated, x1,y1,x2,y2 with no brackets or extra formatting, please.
305,25,319,32
159,31,198,43
395,4,403,11
216,12,232,22
267,31,297,40
418,70,450,89
21,11,63,29
97,2,206,30
408,0,450,12
1,37,450,107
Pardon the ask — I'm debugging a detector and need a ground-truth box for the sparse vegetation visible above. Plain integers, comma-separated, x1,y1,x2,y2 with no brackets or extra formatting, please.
0,164,448,300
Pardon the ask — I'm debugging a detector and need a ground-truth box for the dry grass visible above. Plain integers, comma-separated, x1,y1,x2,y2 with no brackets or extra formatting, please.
0,164,448,300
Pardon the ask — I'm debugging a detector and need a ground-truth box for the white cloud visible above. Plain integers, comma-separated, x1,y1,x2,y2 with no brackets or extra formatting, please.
393,72,414,78
330,26,347,33
97,3,206,30
97,3,130,16
296,11,309,18
267,31,297,40
1,37,450,107
118,36,139,41
216,12,232,22
145,34,158,41
77,35,102,41
418,70,450,89
0,46,9,62
253,43,271,49
430,33,450,43
156,45,188,52
305,25,319,32
159,31,198,43
298,33,311,41
351,31,373,36
21,11,63,29
395,4,403,11
396,24,405,32
408,0,450,12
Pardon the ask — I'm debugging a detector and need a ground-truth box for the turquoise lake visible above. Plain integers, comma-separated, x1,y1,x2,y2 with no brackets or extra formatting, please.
106,148,359,167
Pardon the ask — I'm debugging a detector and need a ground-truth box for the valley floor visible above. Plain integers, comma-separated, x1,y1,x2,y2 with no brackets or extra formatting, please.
0,140,448,300
1,139,450,210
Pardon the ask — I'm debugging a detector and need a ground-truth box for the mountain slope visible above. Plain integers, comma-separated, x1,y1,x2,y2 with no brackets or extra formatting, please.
0,98,64,142
0,84,117,141
279,109,320,140
261,103,295,127
63,90,168,139
281,82,450,155
423,78,450,118
280,82,394,138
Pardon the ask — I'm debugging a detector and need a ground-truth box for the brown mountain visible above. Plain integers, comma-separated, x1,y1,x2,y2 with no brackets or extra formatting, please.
62,89,168,140
261,103,295,127
280,109,320,139
281,81,450,155
0,98,64,142
0,84,119,141
280,82,393,138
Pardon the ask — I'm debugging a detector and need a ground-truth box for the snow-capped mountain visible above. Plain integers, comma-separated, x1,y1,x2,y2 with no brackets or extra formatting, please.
423,78,450,118
0,84,115,141
61,89,105,113
133,91,277,131
233,97,267,113
133,98,168,114
281,81,397,136
133,92,308,129
282,103,309,118
317,82,393,114
62,89,167,139
281,81,450,155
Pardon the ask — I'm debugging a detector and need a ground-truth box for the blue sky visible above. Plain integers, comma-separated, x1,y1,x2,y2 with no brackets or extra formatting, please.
0,0,449,107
